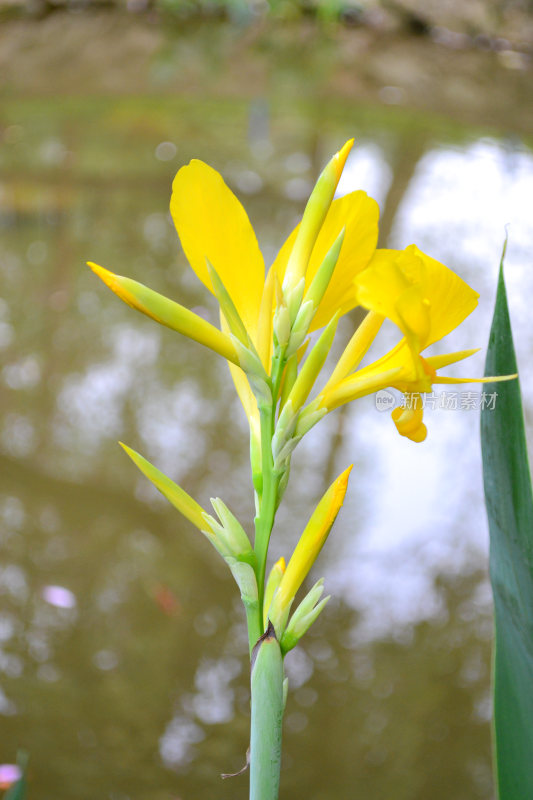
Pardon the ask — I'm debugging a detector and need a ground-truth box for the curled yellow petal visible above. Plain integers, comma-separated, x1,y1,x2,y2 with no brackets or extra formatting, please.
88,262,239,365
355,246,479,349
391,397,427,443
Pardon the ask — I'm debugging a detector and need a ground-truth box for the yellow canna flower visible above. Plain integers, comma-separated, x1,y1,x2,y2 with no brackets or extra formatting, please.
310,245,515,442
268,465,352,634
170,144,380,430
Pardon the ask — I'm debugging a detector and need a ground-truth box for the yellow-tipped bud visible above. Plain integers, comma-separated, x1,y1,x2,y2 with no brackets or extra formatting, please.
269,465,352,634
88,262,240,366
282,140,354,301
119,443,206,530
263,557,286,629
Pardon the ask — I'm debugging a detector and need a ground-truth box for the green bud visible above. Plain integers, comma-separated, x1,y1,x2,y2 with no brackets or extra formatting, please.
211,498,255,565
279,354,298,411
280,579,330,654
286,300,314,357
201,513,233,558
285,277,306,323
294,403,327,438
273,436,300,474
284,311,340,416
226,557,258,606
231,337,270,384
248,374,273,407
303,228,345,311
263,557,286,629
281,139,353,297
272,400,298,462
273,302,291,349
276,464,291,505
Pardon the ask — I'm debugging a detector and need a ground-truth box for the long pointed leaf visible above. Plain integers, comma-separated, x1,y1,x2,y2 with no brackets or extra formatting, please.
481,264,533,799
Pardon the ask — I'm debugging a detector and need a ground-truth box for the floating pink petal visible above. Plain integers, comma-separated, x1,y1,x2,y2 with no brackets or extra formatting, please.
0,764,21,789
42,585,76,609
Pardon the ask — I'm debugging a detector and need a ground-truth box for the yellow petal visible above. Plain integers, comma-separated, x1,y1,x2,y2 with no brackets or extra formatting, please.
170,160,265,340
273,190,379,330
220,315,260,436
391,399,427,443
433,373,517,385
323,310,384,392
356,246,479,349
256,266,275,370
424,348,480,371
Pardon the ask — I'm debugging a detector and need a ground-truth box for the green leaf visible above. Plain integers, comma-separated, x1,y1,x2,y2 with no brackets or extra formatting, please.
481,259,533,799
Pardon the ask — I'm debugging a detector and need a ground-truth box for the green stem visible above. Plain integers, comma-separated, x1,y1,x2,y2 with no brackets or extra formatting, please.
255,403,278,616
250,623,284,800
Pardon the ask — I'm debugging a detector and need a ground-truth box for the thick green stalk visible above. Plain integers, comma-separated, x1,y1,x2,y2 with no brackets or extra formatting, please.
250,623,284,800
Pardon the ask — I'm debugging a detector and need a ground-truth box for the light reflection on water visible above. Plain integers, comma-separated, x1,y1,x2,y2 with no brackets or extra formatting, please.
1,91,532,799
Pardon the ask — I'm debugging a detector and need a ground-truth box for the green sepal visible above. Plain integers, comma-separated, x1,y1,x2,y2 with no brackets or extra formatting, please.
226,557,260,655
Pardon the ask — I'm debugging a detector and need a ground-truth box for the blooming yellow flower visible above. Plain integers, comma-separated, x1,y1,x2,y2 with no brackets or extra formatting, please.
170,144,379,428
309,244,512,442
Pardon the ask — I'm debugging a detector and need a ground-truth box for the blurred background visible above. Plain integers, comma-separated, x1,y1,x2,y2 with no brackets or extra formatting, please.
1,1,533,798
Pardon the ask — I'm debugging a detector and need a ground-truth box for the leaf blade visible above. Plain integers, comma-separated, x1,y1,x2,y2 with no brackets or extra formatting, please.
481,262,533,799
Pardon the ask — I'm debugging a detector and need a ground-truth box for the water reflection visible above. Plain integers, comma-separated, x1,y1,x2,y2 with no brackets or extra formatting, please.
1,87,532,798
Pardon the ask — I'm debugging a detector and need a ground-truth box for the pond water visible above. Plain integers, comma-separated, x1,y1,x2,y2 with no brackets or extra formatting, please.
1,16,533,800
